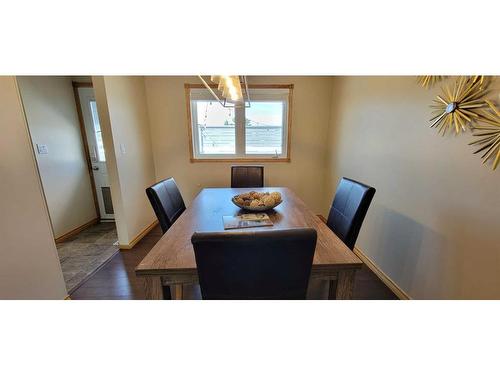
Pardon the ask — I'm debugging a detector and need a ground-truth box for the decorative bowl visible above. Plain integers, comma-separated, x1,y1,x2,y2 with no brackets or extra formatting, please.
231,192,283,212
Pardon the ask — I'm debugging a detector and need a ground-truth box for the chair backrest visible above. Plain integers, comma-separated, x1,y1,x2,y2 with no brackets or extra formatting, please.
146,177,186,234
326,177,375,250
231,165,264,188
191,228,317,299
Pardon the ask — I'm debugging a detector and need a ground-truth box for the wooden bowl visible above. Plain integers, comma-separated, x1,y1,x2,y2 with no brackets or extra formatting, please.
231,196,283,212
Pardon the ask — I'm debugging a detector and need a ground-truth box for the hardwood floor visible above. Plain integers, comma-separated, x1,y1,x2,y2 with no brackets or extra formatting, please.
70,224,398,300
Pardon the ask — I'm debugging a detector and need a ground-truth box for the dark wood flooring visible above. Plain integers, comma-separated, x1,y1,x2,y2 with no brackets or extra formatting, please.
70,225,398,300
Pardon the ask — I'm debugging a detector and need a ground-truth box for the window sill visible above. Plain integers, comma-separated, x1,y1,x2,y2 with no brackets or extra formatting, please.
190,157,290,163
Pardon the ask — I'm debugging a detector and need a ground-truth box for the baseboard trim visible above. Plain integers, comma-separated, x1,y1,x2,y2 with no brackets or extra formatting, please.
55,218,99,243
353,247,411,300
119,220,158,250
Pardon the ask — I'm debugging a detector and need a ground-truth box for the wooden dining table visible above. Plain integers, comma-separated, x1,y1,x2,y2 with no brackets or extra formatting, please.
135,187,363,299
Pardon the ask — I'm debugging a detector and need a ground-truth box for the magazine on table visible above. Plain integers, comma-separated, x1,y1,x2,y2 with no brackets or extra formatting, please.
222,213,274,230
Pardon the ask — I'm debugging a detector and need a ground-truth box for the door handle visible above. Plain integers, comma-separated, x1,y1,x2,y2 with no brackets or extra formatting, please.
92,166,99,171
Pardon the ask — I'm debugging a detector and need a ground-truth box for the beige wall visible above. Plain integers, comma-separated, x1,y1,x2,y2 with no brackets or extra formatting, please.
93,76,156,246
3,74,498,299
326,76,500,299
17,76,97,238
0,76,67,299
144,76,334,213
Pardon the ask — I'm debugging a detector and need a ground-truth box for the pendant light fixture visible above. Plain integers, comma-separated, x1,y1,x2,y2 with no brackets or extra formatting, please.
198,75,250,108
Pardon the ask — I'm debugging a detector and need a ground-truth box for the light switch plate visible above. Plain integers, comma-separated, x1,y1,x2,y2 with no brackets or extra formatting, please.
37,144,48,154
120,143,126,154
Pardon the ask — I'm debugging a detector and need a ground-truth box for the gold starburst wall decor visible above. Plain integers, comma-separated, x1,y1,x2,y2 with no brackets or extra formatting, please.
417,76,447,89
469,100,500,170
429,76,490,135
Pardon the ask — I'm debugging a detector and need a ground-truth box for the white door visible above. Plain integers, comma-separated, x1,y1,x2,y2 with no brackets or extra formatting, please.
78,87,114,220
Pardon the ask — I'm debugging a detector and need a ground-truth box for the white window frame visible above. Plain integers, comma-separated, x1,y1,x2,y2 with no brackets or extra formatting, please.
185,84,293,162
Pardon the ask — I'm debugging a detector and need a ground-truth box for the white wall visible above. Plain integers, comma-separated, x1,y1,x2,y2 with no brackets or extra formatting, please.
326,76,500,299
93,76,157,246
0,76,67,299
17,76,97,238
144,76,334,214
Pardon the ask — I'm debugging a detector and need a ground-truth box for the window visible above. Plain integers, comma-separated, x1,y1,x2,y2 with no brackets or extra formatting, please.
186,84,292,161
194,100,236,155
89,100,106,162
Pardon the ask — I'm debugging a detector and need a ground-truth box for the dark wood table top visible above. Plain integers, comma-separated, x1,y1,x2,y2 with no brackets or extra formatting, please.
135,187,362,279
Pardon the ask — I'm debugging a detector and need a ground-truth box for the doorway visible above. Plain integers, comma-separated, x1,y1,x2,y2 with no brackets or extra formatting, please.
17,76,119,293
74,84,114,220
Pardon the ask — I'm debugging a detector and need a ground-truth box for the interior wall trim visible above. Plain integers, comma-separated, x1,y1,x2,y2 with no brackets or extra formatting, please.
54,217,99,243
353,247,411,300
119,220,159,250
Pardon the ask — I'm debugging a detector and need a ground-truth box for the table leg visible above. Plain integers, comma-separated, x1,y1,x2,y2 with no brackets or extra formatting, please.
175,284,183,300
336,270,356,299
143,276,163,300
328,280,338,299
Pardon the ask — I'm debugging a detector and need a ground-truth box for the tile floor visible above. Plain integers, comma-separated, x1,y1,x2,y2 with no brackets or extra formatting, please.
57,222,118,293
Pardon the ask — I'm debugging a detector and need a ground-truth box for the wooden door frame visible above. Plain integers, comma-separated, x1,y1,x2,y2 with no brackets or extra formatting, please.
72,81,101,221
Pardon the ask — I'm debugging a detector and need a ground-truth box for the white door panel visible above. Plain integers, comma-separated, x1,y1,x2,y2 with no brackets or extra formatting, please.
78,87,114,220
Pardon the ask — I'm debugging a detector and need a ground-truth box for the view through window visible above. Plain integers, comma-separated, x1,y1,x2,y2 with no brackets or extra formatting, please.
245,101,284,155
188,85,292,160
90,101,106,162
195,101,236,154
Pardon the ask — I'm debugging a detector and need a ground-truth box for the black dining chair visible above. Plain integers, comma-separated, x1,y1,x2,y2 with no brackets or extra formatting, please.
146,177,186,235
326,177,376,250
324,177,375,299
146,177,186,300
231,165,264,188
191,228,317,299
